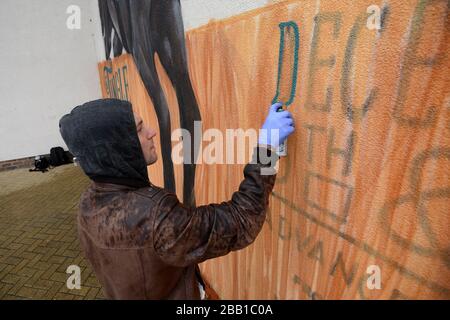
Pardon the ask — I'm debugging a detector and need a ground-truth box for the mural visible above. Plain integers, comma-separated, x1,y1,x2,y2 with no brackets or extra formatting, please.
99,0,201,207
98,0,450,299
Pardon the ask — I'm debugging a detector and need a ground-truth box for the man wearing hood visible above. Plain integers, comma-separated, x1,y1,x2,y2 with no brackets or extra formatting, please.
59,98,294,299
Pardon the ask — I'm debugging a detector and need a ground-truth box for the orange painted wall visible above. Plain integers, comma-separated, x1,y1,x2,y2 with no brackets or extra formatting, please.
98,0,450,299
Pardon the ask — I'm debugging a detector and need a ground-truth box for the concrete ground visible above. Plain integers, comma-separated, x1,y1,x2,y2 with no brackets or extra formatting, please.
0,164,104,299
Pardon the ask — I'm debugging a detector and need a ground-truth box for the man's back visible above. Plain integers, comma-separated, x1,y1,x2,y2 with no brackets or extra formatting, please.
78,182,202,299
78,153,277,299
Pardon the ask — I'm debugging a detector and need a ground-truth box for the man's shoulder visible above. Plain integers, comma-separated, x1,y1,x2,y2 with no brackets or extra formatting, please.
133,184,173,205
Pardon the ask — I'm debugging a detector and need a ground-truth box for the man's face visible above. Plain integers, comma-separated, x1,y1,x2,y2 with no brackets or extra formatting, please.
134,113,158,165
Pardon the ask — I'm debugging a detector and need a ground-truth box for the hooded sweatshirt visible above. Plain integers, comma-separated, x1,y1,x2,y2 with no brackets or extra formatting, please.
59,98,149,188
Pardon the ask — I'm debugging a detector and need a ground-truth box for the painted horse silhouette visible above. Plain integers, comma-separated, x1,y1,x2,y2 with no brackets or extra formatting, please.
99,0,201,207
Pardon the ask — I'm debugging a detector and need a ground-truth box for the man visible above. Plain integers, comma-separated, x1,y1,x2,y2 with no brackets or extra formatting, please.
59,98,294,299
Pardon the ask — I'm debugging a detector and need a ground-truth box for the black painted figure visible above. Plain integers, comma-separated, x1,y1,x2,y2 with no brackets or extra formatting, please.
99,0,201,207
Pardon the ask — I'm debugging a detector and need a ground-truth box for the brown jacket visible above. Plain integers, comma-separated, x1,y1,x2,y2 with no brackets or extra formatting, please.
77,147,278,299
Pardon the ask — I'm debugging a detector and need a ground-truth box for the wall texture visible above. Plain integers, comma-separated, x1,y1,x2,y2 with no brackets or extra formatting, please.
0,0,104,161
99,0,449,299
180,0,272,30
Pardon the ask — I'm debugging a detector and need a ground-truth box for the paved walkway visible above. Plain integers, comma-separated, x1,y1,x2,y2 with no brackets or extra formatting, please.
0,164,104,299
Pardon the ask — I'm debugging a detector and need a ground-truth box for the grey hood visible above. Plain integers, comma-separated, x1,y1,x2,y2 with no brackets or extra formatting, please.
59,99,150,188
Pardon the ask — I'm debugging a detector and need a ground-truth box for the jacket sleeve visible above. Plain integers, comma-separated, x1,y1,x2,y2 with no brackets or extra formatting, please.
153,146,279,267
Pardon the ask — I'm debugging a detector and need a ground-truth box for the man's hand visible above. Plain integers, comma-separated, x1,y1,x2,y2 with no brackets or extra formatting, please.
258,102,295,148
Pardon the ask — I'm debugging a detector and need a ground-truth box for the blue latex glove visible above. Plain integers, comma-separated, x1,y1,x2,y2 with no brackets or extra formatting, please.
258,102,295,148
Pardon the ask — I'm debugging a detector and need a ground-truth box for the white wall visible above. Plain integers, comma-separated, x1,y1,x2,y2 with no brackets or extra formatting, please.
0,0,272,161
180,0,272,31
0,0,103,161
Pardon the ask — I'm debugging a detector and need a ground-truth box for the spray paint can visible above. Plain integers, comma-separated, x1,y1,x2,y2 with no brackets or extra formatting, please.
276,105,287,157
